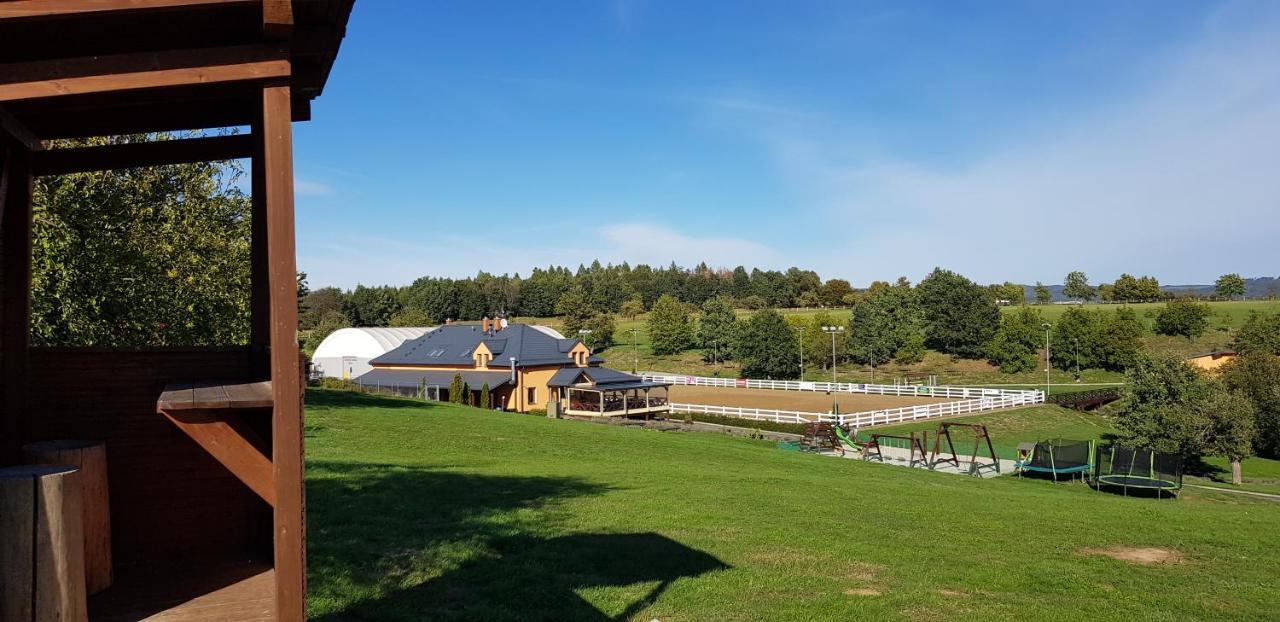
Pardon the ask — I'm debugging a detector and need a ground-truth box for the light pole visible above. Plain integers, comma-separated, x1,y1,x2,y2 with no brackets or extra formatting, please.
1041,322,1052,397
822,325,845,414
712,339,719,370
630,328,639,374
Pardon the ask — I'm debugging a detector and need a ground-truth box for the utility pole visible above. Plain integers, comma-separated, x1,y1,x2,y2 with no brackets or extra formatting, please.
798,329,804,380
1073,338,1080,382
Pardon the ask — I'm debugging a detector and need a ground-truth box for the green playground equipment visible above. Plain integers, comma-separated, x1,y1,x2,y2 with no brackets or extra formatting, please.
1015,438,1094,482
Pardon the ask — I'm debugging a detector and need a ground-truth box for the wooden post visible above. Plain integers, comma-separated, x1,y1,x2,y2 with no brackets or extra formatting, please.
257,82,305,622
0,465,87,622
1,145,32,466
21,441,111,595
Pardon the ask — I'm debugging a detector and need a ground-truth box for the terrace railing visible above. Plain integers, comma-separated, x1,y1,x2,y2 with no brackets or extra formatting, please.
642,373,1043,401
668,391,1042,429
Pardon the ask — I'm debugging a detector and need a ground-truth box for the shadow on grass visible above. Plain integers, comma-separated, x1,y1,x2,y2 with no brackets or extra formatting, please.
306,387,442,410
307,461,728,621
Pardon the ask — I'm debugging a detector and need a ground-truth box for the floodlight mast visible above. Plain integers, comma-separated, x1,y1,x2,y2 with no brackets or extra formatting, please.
822,325,846,414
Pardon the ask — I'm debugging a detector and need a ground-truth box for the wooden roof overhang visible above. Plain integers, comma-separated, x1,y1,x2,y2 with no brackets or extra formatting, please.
0,0,352,143
0,3,354,621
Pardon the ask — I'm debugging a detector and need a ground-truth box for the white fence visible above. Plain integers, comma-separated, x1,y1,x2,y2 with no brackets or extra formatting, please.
642,373,1041,401
669,392,1042,429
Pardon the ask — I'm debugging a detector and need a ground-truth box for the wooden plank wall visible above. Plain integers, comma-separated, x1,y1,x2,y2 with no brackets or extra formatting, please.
25,347,271,565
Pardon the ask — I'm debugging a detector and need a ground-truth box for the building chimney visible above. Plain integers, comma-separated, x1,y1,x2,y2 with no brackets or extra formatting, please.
481,316,491,334
445,318,453,325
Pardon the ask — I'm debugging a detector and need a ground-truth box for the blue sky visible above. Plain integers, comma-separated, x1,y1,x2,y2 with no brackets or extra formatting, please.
292,1,1280,289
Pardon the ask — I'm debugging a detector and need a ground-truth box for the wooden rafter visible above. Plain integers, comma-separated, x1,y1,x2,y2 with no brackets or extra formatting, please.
0,44,290,103
32,134,252,176
0,106,42,151
0,0,257,20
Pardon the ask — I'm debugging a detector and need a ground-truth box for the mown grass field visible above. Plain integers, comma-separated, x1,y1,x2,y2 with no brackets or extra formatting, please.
517,300,1279,387
305,389,1280,621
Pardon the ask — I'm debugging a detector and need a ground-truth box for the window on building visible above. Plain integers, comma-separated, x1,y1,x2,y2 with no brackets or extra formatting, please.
527,387,537,405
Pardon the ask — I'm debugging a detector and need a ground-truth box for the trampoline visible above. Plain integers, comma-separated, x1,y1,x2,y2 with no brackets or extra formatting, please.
1094,445,1183,498
1016,439,1094,482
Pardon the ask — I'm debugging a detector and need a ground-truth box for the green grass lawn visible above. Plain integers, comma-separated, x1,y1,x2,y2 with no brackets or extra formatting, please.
305,389,1280,621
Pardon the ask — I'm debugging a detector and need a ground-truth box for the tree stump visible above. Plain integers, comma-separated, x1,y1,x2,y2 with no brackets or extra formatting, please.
0,465,88,622
22,440,112,595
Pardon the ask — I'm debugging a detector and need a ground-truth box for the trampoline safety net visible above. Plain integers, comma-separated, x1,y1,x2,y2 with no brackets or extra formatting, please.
1095,445,1184,491
1026,439,1091,472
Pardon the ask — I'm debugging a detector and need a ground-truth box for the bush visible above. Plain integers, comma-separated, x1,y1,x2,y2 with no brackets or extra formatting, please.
1233,311,1280,356
582,313,616,350
1154,299,1211,340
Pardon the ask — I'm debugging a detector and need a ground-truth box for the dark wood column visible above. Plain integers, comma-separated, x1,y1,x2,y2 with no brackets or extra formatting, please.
257,82,305,622
0,142,32,465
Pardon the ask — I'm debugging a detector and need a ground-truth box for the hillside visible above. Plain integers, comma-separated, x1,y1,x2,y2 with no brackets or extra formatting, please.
305,389,1280,621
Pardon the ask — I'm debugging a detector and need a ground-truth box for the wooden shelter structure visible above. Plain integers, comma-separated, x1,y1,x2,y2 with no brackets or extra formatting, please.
0,1,353,619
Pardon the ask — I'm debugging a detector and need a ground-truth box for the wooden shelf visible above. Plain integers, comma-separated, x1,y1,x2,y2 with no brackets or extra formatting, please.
158,380,273,411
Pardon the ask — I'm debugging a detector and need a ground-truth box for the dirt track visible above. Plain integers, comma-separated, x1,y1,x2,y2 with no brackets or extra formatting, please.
668,385,954,413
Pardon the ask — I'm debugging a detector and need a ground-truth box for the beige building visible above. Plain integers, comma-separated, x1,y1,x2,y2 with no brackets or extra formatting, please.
356,319,670,416
1185,350,1238,373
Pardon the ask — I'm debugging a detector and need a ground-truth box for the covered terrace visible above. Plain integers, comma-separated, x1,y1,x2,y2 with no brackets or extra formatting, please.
548,367,672,418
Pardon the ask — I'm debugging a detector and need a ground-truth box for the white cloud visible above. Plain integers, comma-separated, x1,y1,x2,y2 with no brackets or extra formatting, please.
294,177,333,197
299,222,778,289
722,5,1280,284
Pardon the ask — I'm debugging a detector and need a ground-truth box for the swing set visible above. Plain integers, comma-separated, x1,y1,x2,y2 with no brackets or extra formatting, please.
928,422,1001,476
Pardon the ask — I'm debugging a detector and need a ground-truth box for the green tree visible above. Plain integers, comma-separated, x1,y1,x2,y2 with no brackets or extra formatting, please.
819,279,854,307
555,286,594,335
1154,299,1211,340
1051,308,1101,372
1113,356,1255,481
1220,353,1280,459
1215,273,1247,301
1062,271,1095,302
1097,308,1145,370
1135,275,1162,301
895,332,926,365
697,297,738,361
387,307,432,327
795,290,823,308
916,268,1000,358
449,373,465,405
1034,282,1052,305
1112,274,1141,302
300,286,345,330
582,313,616,350
33,134,252,347
647,294,694,355
986,306,1044,373
848,282,921,367
620,297,645,320
738,295,767,310
343,285,402,326
479,383,491,410
736,309,800,379
301,310,351,356
1233,311,1280,355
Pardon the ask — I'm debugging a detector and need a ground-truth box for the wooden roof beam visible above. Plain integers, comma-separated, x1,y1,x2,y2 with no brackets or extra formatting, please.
31,134,251,176
0,0,258,20
0,106,43,151
0,44,290,103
